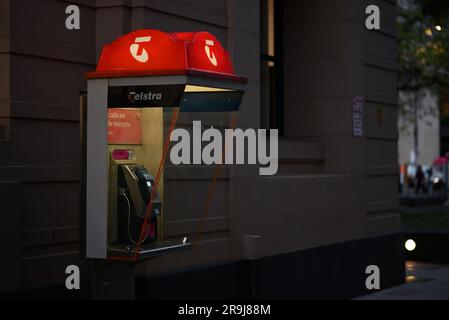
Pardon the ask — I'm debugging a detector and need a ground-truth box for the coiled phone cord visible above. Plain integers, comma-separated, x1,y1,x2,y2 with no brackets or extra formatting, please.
122,192,149,245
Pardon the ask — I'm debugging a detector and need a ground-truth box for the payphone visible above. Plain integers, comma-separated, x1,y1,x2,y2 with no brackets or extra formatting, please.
110,148,161,246
84,29,247,262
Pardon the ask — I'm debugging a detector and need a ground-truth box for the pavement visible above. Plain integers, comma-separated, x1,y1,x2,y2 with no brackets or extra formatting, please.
400,191,448,206
357,261,449,300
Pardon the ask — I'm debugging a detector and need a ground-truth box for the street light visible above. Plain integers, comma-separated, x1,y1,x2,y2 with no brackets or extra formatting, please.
405,239,416,251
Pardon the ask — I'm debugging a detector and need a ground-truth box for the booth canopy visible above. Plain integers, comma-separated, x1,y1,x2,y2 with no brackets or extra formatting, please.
86,29,246,82
86,30,247,112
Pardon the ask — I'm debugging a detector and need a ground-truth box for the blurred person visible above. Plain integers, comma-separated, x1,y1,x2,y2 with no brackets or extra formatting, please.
415,165,425,194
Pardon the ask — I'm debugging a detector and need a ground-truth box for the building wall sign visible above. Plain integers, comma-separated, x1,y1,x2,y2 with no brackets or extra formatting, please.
353,96,364,137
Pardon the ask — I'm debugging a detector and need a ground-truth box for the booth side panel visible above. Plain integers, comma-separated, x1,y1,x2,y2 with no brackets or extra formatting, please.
86,79,108,259
141,109,164,239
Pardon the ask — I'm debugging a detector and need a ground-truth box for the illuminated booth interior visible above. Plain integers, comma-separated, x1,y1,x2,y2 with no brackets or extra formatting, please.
84,30,247,262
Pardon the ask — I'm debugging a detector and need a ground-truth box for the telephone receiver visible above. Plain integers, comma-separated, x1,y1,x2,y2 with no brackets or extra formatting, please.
121,164,161,218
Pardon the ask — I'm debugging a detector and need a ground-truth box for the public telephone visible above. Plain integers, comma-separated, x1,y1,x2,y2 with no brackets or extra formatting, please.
109,149,161,246
85,29,246,260
117,164,160,245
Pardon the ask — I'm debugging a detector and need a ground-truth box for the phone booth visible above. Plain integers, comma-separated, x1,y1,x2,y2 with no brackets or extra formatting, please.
83,30,247,263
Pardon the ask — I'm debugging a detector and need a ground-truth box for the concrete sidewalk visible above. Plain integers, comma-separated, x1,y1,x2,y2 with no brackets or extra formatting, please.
357,261,449,300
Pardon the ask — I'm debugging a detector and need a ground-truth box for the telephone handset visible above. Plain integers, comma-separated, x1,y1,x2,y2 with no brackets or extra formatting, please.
117,164,161,245
121,164,161,218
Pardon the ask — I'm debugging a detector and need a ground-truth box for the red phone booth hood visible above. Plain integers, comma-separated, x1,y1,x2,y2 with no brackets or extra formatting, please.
86,29,247,83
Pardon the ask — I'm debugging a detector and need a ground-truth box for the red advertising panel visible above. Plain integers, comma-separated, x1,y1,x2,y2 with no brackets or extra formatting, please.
108,109,142,145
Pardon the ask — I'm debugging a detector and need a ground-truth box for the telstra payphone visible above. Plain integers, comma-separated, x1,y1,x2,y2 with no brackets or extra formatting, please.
110,150,161,245
84,29,247,262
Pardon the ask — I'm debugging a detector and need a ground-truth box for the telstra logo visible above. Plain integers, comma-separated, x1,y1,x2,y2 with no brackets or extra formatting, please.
128,91,163,103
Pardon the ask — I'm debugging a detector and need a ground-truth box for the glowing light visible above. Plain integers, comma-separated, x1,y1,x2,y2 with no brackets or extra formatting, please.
405,239,416,251
406,261,415,271
112,149,135,160
184,85,233,92
435,25,442,31
425,27,433,36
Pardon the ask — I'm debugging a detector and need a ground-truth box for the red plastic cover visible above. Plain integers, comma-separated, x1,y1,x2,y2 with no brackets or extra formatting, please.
86,30,240,79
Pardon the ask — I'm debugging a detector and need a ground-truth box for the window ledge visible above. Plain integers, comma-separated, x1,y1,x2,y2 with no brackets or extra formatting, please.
278,139,324,165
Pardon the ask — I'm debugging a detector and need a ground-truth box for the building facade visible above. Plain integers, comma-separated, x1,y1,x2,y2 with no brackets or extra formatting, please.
398,90,440,166
0,0,403,299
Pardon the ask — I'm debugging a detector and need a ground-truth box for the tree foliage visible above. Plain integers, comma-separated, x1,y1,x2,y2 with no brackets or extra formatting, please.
398,0,449,92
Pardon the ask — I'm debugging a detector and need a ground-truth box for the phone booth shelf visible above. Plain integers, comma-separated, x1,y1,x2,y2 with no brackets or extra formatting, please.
84,30,247,262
